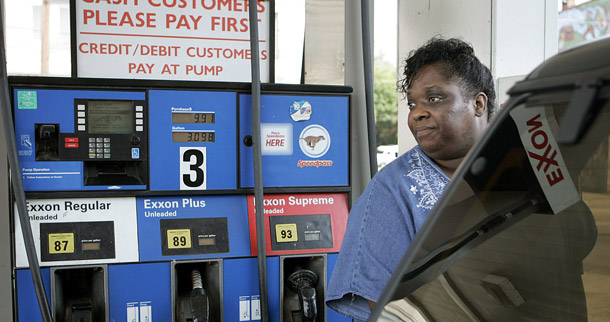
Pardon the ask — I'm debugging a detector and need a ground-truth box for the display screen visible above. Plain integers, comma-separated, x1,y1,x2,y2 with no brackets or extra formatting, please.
82,241,101,251
304,232,321,241
172,131,215,143
172,112,215,124
198,236,216,246
88,100,133,134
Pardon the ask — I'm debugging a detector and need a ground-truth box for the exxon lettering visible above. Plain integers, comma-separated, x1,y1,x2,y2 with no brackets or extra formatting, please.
252,197,286,207
27,202,61,212
526,114,564,186
144,199,179,209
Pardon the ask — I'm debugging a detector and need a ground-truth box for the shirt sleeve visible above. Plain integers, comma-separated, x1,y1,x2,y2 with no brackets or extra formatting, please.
326,169,419,321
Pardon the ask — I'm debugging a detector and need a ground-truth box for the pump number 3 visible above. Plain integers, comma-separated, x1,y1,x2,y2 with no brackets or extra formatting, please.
48,233,75,254
275,223,298,243
180,147,207,190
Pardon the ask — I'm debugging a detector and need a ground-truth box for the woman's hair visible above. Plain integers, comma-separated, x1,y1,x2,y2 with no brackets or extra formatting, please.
398,37,497,121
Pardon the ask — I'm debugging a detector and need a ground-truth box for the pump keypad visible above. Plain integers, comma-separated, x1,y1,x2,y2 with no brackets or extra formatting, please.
88,137,111,159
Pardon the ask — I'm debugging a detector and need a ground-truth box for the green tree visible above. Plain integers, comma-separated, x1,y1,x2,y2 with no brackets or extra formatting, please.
374,57,399,145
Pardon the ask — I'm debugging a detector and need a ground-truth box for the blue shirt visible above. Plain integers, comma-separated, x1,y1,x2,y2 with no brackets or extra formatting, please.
326,146,449,321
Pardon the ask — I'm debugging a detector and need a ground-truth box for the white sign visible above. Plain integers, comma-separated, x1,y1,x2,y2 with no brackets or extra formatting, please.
180,146,207,190
238,295,260,321
239,296,250,321
76,0,270,82
510,106,580,214
14,197,139,267
127,302,139,322
139,301,152,322
261,123,293,155
126,301,152,322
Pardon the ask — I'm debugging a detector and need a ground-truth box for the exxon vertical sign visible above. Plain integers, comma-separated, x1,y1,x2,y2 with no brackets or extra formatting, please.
510,106,579,214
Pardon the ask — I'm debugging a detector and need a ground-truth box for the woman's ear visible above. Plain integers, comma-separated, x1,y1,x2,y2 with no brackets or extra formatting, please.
474,92,488,118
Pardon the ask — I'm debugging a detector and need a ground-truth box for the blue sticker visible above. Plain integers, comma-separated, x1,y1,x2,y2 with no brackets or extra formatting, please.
289,100,312,121
132,148,140,159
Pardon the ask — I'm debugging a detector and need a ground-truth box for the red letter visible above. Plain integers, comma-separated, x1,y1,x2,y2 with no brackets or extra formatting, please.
79,43,89,53
83,9,95,24
166,14,176,28
211,16,220,31
530,130,548,150
526,114,543,133
546,169,564,186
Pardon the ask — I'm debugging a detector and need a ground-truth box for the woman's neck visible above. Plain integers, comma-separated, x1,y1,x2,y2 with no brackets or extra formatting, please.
433,157,464,178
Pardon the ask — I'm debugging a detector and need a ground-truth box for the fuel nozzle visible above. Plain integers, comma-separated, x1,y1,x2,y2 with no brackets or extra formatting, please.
287,269,318,322
71,302,92,322
190,269,209,322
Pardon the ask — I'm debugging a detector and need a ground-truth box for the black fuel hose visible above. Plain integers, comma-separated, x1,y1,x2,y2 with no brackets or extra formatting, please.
248,1,269,321
361,0,378,177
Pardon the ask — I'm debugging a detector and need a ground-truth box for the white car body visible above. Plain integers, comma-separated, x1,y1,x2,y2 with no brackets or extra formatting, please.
377,144,398,168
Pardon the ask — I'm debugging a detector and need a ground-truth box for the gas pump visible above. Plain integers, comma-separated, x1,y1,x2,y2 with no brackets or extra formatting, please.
8,77,354,322
2,1,375,320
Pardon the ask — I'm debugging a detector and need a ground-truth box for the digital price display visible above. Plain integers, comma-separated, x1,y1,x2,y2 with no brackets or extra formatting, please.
172,132,215,143
304,231,321,241
198,235,216,246
82,240,102,251
172,112,215,124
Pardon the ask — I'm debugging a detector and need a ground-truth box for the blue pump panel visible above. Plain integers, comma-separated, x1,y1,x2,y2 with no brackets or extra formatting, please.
148,90,238,191
137,195,251,261
13,89,147,191
240,94,349,188
11,82,353,322
108,262,172,322
16,268,52,322
224,257,281,322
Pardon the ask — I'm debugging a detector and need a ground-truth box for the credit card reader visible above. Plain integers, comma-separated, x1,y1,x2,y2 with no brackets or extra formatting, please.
68,99,147,186
15,88,149,191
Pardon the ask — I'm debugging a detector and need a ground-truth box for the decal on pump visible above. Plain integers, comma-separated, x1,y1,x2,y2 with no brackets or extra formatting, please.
290,100,312,121
298,124,330,158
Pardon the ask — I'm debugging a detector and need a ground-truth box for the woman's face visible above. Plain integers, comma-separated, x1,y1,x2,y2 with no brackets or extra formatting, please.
407,63,488,163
